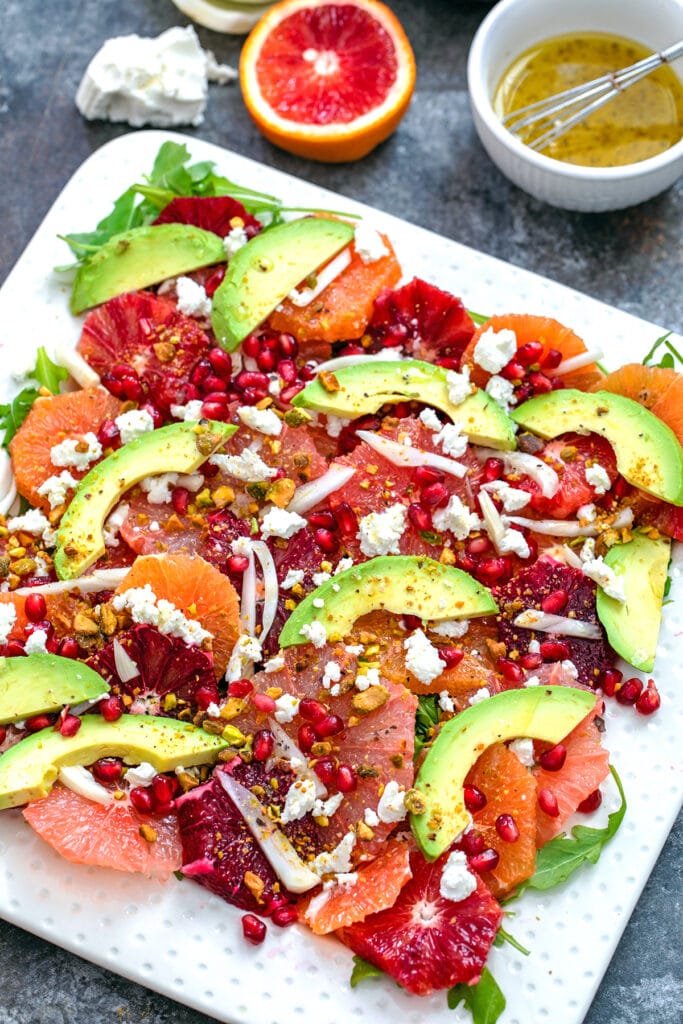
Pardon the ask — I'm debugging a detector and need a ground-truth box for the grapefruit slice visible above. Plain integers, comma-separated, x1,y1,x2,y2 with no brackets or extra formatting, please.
23,784,182,880
239,0,416,162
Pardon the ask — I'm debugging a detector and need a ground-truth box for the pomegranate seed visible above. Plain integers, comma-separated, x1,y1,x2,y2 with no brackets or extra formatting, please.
538,789,560,817
538,743,567,771
24,593,47,623
460,831,486,856
299,698,328,723
242,387,268,405
519,652,542,670
577,789,603,814
97,419,121,448
191,360,213,387
496,657,524,684
24,620,53,640
102,375,127,399
0,726,6,745
46,636,61,654
435,357,461,371
129,786,154,814
482,457,504,482
539,639,570,661
242,334,261,358
476,557,509,584
541,589,568,614
204,266,226,296
279,382,305,404
314,714,344,739
495,813,520,843
121,378,144,402
59,714,81,737
523,536,538,562
195,686,216,711
203,374,228,394
208,347,233,379
601,666,623,696
338,344,364,357
501,360,526,381
227,554,250,574
235,369,269,392
408,503,432,532
299,363,317,381
616,677,643,705
171,487,190,516
253,729,275,761
313,757,337,786
528,371,553,394
420,482,450,508
201,401,229,420
466,535,492,556
241,913,267,945
228,679,253,698
403,614,422,631
271,904,298,927
414,466,444,487
456,552,477,573
151,774,177,806
541,348,563,370
111,362,137,380
635,679,661,716
314,528,338,553
516,340,544,366
58,637,79,659
333,502,358,535
277,358,297,383
467,848,500,872
140,402,163,429
463,785,487,812
307,510,338,531
99,695,124,722
260,335,279,352
93,757,123,783
297,724,317,753
251,692,276,714
440,647,464,669
335,764,357,793
256,350,277,373
277,333,298,358
25,714,54,733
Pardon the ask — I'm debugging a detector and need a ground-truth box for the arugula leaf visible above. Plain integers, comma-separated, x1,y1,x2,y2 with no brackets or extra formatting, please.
61,189,143,259
448,967,506,1023
415,694,440,755
467,310,489,327
642,330,683,369
420,529,443,546
0,347,67,448
350,956,384,988
515,765,625,896
493,924,530,956
33,347,68,394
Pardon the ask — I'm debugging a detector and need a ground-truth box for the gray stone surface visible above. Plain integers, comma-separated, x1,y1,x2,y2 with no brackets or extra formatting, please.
0,1,680,1022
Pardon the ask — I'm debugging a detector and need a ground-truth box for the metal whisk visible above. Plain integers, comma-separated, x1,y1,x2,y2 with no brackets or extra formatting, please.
503,39,683,152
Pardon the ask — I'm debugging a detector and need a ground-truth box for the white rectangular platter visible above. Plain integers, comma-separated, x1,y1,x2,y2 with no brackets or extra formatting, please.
0,130,681,1024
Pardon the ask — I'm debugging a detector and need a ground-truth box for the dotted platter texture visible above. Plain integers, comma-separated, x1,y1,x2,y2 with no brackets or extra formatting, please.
0,131,681,1024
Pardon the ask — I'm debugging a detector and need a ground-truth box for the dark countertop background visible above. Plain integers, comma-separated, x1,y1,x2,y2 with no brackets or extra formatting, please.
0,2,680,1022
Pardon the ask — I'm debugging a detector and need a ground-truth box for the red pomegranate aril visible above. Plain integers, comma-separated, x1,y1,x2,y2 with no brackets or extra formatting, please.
460,830,486,856
5,640,26,657
227,554,250,574
403,614,422,631
151,773,177,806
97,419,121,448
140,402,163,429
420,482,450,509
538,743,567,772
616,677,643,705
279,382,305,404
538,789,560,817
241,913,267,945
299,698,328,723
482,457,504,482
204,266,226,296
495,813,520,843
528,371,553,394
468,848,500,872
435,356,461,371
252,729,275,761
129,786,155,814
501,360,526,381
46,636,61,654
228,678,254,698
440,647,464,669
277,359,297,383
111,362,137,380
635,679,661,716
541,589,568,614
314,714,344,739
414,465,444,487
58,637,79,659
496,657,524,684
25,714,54,733
208,347,233,379
0,726,6,745
466,535,492,556
277,333,298,358
191,359,212,386
242,386,268,405
463,785,487,812
242,334,261,358
92,757,123,783
519,652,542,670
121,378,144,402
59,714,81,738
307,510,338,531
299,363,317,381
235,369,269,392
314,528,338,553
456,552,477,574
523,536,538,562
260,335,279,352
298,723,317,753
201,401,229,420
313,757,337,786
102,375,128,400
577,789,603,814
408,503,432,532
334,502,358,535
516,340,545,366
24,620,53,640
251,692,277,714
24,593,47,623
203,374,228,394
539,639,570,662
476,557,509,584
335,764,357,793
99,695,124,722
195,685,216,711
171,487,190,516
184,384,201,403
599,667,622,696
271,904,298,927
541,348,563,370
256,350,277,373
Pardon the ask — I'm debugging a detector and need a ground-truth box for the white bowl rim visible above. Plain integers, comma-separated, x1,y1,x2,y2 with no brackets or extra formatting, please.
467,0,683,183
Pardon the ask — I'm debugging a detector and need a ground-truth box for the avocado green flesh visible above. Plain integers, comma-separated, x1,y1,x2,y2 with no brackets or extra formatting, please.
54,420,236,581
411,685,597,860
0,654,109,725
211,217,355,351
278,555,497,647
0,714,228,810
292,360,517,450
597,532,671,672
70,224,227,314
512,389,683,506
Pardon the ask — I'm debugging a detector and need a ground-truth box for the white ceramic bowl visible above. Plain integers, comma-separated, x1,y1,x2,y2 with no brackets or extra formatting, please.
467,0,683,211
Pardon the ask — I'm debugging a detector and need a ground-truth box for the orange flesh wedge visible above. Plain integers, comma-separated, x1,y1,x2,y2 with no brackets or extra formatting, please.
595,362,683,444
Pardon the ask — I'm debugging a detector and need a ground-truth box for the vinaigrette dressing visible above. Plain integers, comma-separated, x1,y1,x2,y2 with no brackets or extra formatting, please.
493,32,683,167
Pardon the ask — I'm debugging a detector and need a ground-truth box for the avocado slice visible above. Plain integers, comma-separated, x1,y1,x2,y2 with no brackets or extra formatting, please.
71,224,227,314
411,685,597,860
0,713,229,810
211,217,355,351
54,419,236,580
279,555,497,647
292,359,516,450
0,654,109,725
596,531,671,672
511,389,683,506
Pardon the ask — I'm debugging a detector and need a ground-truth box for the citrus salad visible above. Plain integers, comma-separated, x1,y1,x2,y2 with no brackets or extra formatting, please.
0,141,680,1021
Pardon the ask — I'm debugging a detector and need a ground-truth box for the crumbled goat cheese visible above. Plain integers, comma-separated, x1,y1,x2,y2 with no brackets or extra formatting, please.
469,687,491,705
281,569,305,589
560,659,579,680
509,738,535,767
438,690,455,713
7,509,56,547
313,571,332,587
112,585,211,645
435,423,468,458
430,619,470,639
439,850,477,902
50,432,101,471
223,227,248,258
264,654,285,674
139,471,203,504
335,557,354,575
103,502,130,547
260,507,307,540
299,621,328,649
377,780,407,824
237,405,282,436
36,470,78,509
419,408,443,431
210,449,277,482
325,414,346,438
226,633,262,682
274,693,300,724
175,276,212,318
404,629,445,686
170,399,204,421
580,539,626,602
524,675,540,687
481,480,531,511
312,597,325,609
205,703,221,718
445,365,473,406
24,629,48,655
585,463,611,495
124,762,157,788
364,807,380,828
310,831,356,876
358,503,407,557
345,643,364,657
322,662,342,690
498,526,530,558
313,792,344,819
528,639,541,654
473,327,517,373
485,374,516,412
432,496,481,540
355,667,381,691
577,502,597,522
0,603,17,644
115,409,155,445
354,221,388,264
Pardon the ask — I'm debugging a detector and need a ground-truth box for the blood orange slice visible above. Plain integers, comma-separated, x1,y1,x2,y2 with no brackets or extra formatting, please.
240,0,416,162
23,784,182,880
